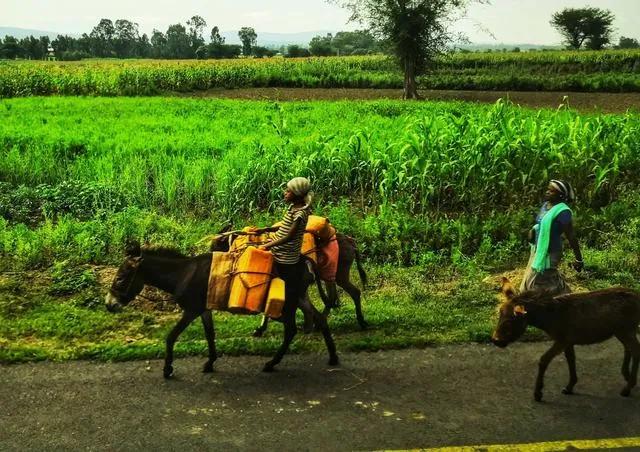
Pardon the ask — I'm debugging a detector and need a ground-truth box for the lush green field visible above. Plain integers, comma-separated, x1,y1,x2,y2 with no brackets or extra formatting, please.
1,97,640,363
2,50,640,97
2,97,640,267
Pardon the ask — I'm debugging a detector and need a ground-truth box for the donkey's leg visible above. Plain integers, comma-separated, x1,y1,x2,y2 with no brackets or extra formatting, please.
310,303,339,366
263,308,297,373
326,281,339,310
561,345,578,395
201,310,217,373
339,279,368,330
253,315,269,338
164,310,200,379
617,332,640,397
298,292,315,334
319,282,339,322
622,350,631,382
534,341,564,402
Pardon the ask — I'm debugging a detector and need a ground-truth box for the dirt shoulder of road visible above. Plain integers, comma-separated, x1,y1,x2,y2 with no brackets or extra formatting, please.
2,341,639,451
173,87,640,113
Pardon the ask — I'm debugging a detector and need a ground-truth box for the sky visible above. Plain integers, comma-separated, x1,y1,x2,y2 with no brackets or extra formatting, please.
2,0,639,45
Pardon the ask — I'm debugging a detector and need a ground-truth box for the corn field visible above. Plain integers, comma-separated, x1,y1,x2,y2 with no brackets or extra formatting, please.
1,97,638,216
1,50,640,97
1,97,640,268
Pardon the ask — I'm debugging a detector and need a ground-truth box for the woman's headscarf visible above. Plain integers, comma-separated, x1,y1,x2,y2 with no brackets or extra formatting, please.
287,177,313,209
550,179,575,203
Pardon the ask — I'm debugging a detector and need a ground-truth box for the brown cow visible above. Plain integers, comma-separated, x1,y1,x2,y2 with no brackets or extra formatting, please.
492,277,640,402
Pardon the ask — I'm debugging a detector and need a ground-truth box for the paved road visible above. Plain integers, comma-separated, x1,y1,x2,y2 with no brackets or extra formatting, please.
2,341,640,451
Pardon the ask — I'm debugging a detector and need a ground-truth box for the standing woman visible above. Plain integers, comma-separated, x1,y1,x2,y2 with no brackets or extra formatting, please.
520,179,584,295
257,177,338,371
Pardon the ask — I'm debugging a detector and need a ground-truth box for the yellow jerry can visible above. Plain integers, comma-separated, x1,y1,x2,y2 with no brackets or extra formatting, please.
265,277,286,319
228,247,273,314
206,252,237,311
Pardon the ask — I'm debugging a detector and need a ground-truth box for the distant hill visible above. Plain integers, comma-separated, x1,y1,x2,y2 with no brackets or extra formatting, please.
0,27,78,40
221,30,336,48
458,43,563,51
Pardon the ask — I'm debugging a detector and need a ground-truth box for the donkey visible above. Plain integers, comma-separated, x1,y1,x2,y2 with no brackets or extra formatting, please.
105,242,339,379
492,277,640,402
211,231,368,337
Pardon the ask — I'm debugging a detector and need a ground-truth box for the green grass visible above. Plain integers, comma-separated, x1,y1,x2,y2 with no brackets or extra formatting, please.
2,237,638,364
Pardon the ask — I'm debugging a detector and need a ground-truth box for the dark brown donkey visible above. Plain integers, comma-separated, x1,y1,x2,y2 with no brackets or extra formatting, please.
492,277,640,402
211,232,368,336
105,242,338,378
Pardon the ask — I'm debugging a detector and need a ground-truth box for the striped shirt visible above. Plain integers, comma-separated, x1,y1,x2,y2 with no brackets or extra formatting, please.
271,206,309,264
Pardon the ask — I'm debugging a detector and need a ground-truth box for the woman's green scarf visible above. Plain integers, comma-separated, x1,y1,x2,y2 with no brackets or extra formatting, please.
532,202,571,273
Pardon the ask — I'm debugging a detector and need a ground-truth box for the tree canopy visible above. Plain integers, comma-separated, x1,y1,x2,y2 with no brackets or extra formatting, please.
550,7,615,50
238,27,258,56
332,0,478,99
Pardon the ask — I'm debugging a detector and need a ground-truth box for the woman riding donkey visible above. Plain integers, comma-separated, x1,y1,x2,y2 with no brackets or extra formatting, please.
251,177,339,370
105,177,338,377
521,179,584,295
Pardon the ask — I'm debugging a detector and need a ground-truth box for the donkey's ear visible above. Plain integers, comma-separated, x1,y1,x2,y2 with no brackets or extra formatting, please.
218,223,233,234
501,277,516,300
125,240,141,257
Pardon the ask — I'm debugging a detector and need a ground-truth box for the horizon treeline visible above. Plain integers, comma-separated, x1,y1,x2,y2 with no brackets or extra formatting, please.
0,16,382,61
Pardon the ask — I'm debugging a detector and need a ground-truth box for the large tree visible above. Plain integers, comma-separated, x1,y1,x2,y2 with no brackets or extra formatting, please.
165,23,192,58
332,0,477,99
0,35,23,59
90,18,116,56
210,26,225,45
136,33,152,58
550,7,615,50
19,36,46,59
309,33,335,56
617,36,640,50
187,15,207,53
332,29,378,55
114,19,140,58
238,27,257,56
150,29,167,58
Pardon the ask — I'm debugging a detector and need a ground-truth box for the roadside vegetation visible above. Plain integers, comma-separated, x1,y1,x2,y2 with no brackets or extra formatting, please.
1,97,639,362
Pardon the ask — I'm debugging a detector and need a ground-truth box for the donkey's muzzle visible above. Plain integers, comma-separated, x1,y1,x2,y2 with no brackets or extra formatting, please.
491,337,509,348
105,292,123,313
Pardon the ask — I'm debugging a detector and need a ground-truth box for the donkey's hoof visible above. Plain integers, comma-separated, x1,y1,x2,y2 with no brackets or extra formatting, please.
328,356,340,366
534,391,543,402
252,329,264,338
163,366,174,379
561,388,574,395
620,388,632,397
359,321,369,330
203,362,214,373
262,362,276,373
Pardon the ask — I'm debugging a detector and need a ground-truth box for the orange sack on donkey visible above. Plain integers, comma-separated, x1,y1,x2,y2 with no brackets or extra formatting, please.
306,215,339,282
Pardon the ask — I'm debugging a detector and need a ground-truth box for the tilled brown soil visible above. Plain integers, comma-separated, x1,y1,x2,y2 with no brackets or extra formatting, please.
2,341,640,451
174,87,640,113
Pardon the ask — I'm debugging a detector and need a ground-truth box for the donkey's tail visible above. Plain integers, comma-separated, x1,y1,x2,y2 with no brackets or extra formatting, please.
348,236,368,289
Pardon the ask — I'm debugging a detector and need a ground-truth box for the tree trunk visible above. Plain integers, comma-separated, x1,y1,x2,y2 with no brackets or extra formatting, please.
403,59,421,100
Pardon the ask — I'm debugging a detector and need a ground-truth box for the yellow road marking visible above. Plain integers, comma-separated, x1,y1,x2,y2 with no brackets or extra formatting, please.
389,436,640,451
